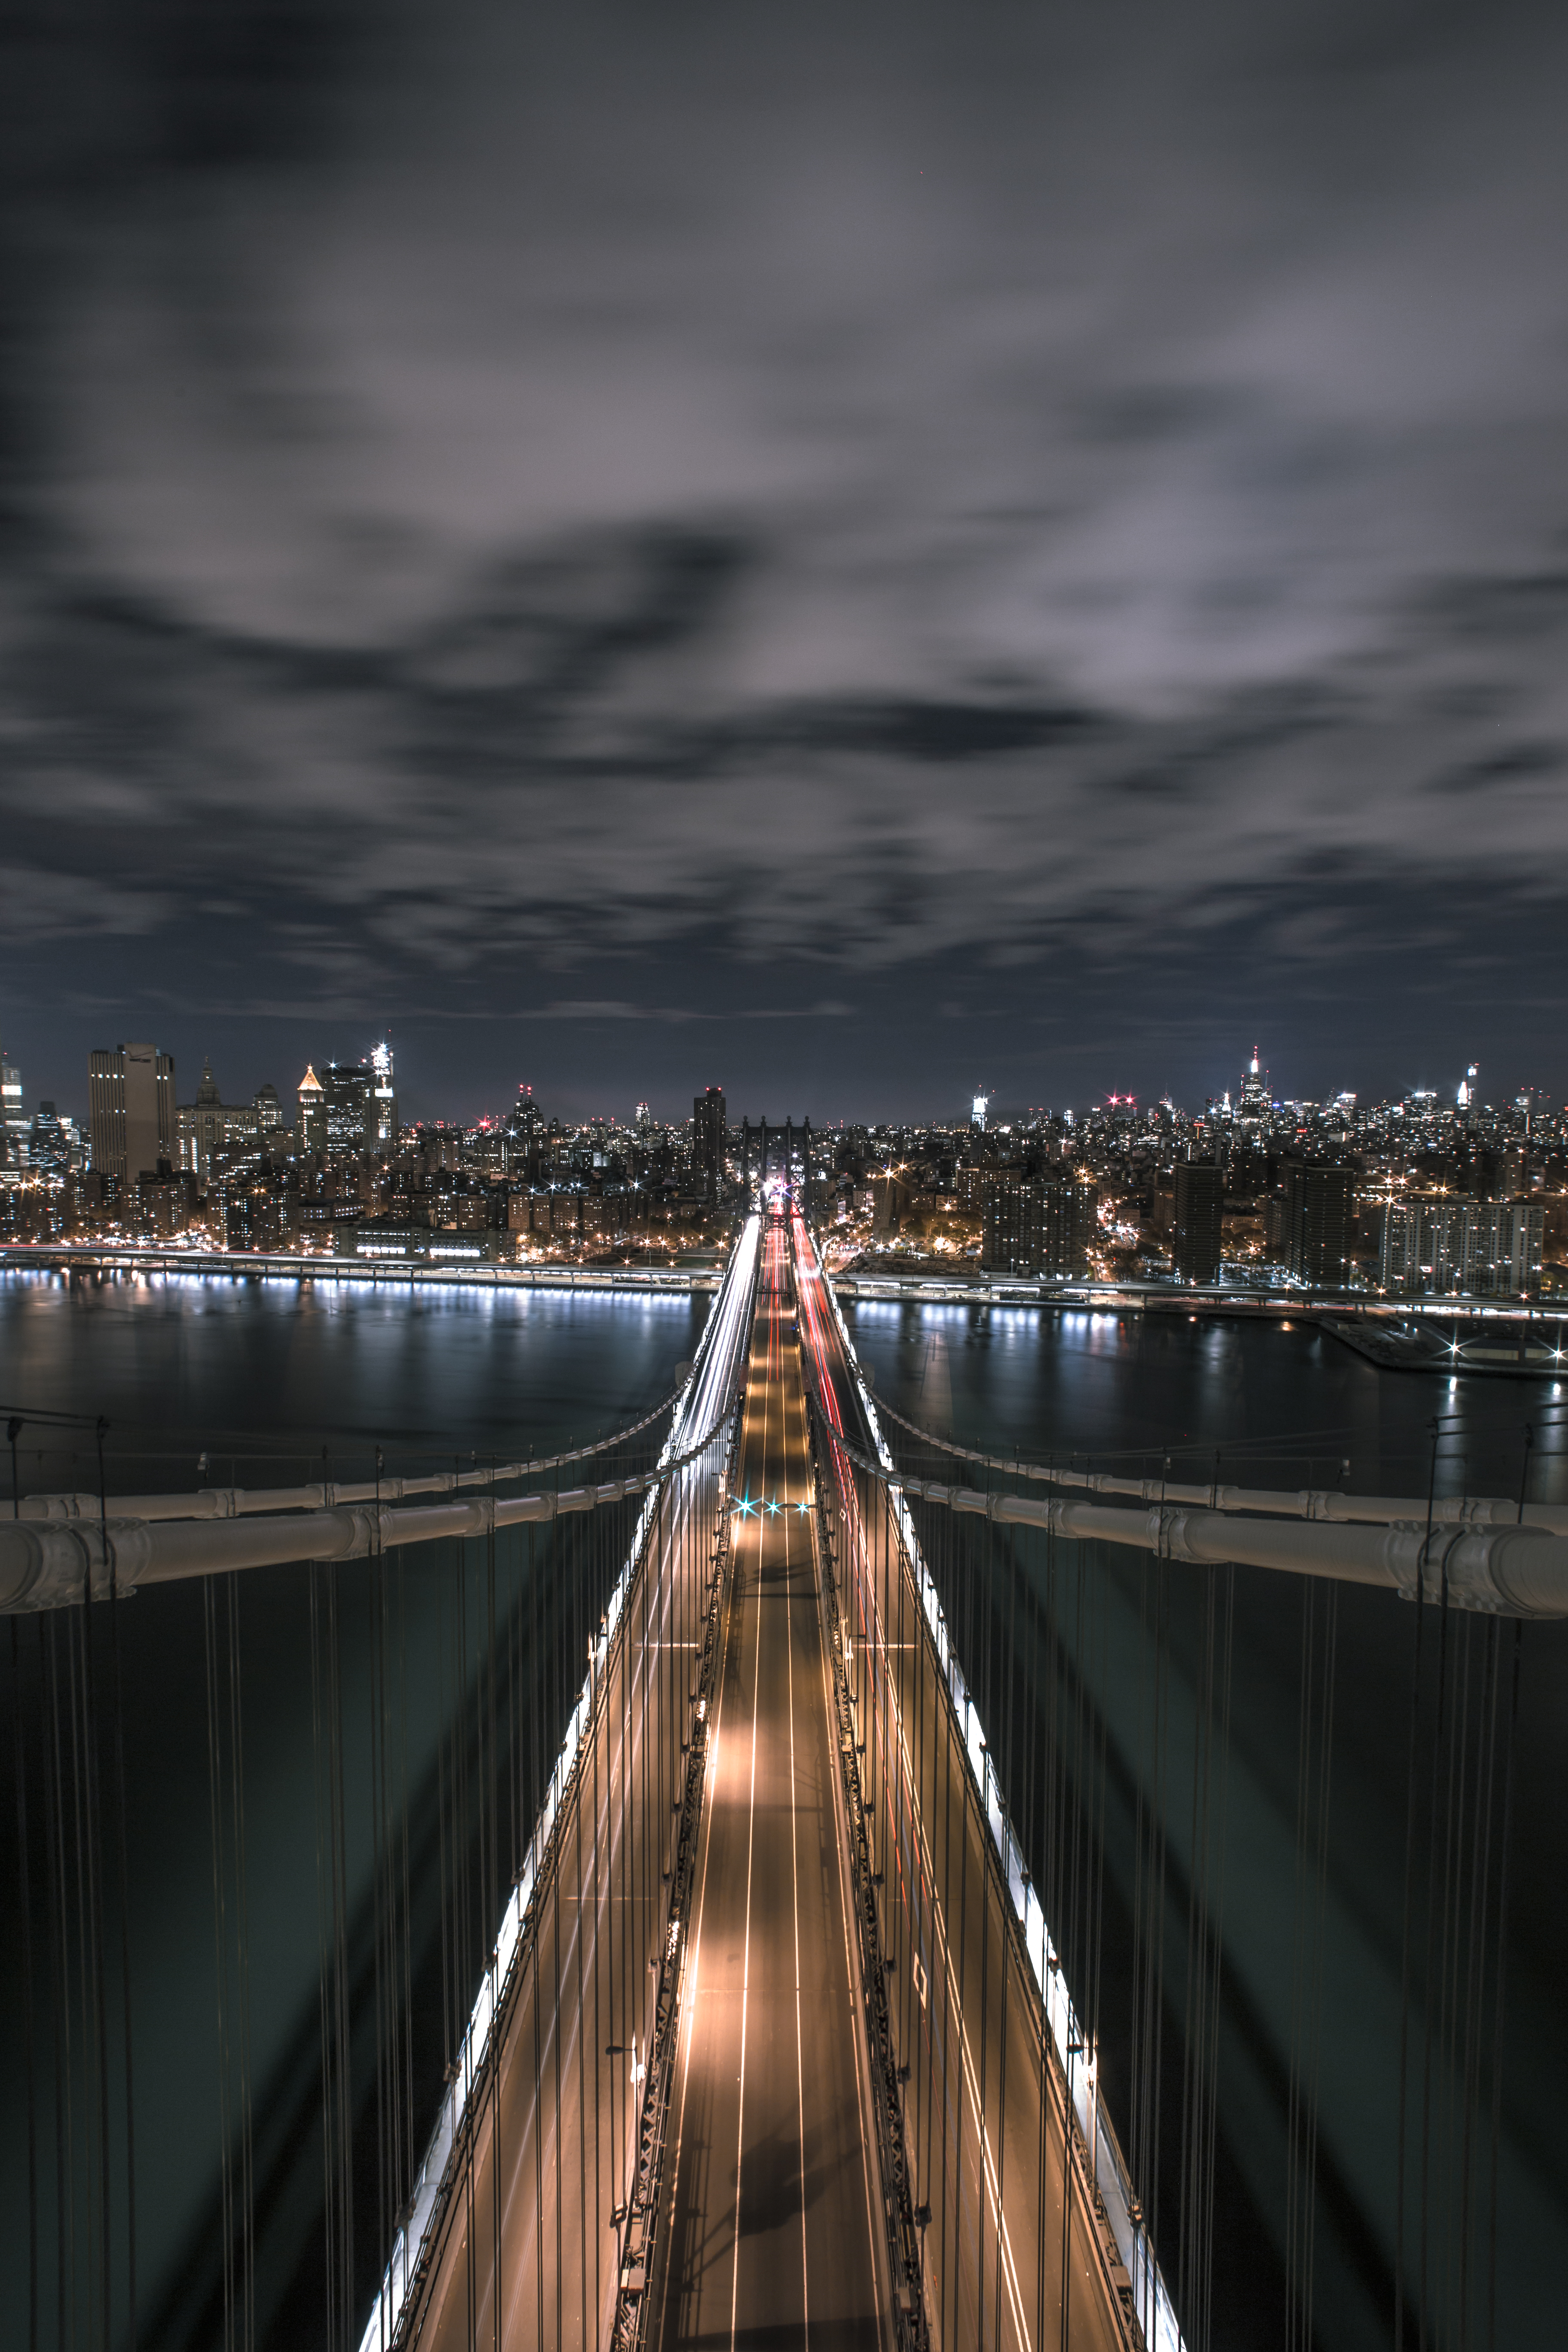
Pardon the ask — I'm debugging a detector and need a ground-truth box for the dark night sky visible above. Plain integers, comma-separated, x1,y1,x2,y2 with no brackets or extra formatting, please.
4,0,1568,1123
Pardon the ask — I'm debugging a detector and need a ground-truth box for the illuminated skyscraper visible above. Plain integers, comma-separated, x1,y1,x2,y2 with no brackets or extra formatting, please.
371,1040,397,1145
1237,1048,1269,1132
88,1042,175,1182
28,1104,72,1172
322,1062,373,1156
1,1051,25,1170
297,1066,327,1157
181,1058,225,1179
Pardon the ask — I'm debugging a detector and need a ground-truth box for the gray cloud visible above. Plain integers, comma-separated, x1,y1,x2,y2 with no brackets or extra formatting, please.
4,0,1568,1086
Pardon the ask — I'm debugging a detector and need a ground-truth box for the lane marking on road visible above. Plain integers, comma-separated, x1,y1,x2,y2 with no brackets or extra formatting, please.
802,1357,888,2349
785,1396,811,2346
653,1366,755,2336
731,1243,772,2349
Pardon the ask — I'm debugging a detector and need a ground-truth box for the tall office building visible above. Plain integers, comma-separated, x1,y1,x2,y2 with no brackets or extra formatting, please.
28,1104,73,1173
693,1086,726,1196
297,1066,327,1157
1237,1047,1269,1133
88,1042,175,1183
1173,1159,1224,1284
322,1062,373,1156
370,1041,397,1145
982,1172,1096,1277
1,1052,25,1169
180,1059,227,1180
1280,1160,1356,1288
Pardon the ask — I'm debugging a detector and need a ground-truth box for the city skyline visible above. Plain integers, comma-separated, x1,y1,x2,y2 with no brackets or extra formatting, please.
0,1016,1555,1136
5,3,1568,1112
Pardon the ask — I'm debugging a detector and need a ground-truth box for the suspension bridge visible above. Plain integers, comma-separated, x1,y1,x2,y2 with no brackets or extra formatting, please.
2,1206,1556,2350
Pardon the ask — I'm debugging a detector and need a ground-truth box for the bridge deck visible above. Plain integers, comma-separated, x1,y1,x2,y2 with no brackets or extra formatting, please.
402,1210,1138,2352
649,1211,888,2347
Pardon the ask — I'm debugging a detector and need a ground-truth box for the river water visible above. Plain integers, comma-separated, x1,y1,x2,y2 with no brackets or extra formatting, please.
0,1262,711,1494
1,1267,1563,2351
841,1292,1568,1504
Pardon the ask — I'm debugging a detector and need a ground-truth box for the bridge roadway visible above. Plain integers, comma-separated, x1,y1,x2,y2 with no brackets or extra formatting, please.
400,1208,888,2352
646,1210,887,2346
794,1211,1134,2352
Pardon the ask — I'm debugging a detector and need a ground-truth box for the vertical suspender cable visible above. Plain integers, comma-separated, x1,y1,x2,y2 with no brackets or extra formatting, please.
331,1559,355,2352
991,1516,1016,2352
204,1576,235,2352
1030,1500,1047,2352
1095,1544,1113,2300
1285,1577,1312,2347
1436,1612,1475,2335
1485,1620,1522,2352
573,1512,588,2342
370,1447,390,2317
46,1611,73,2352
1395,1420,1437,2352
556,1493,570,2346
1201,1565,1235,2352
226,1581,255,2352
1455,1612,1495,2338
107,1525,138,2351
486,1493,501,2351
973,1494,990,2352
67,1551,94,2344
83,1419,112,2352
1305,1583,1339,2352
529,1518,545,2352
309,1564,337,2350
10,1418,40,2352
1418,1525,1458,2345
1177,1565,1210,2338
397,1548,414,2270
11,1608,40,2352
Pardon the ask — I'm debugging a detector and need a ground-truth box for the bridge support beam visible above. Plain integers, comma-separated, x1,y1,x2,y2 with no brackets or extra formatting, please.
872,1476,1568,1620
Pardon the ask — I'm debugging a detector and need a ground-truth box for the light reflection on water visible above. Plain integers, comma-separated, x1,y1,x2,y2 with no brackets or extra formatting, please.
846,1295,1567,1504
0,1265,709,1490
